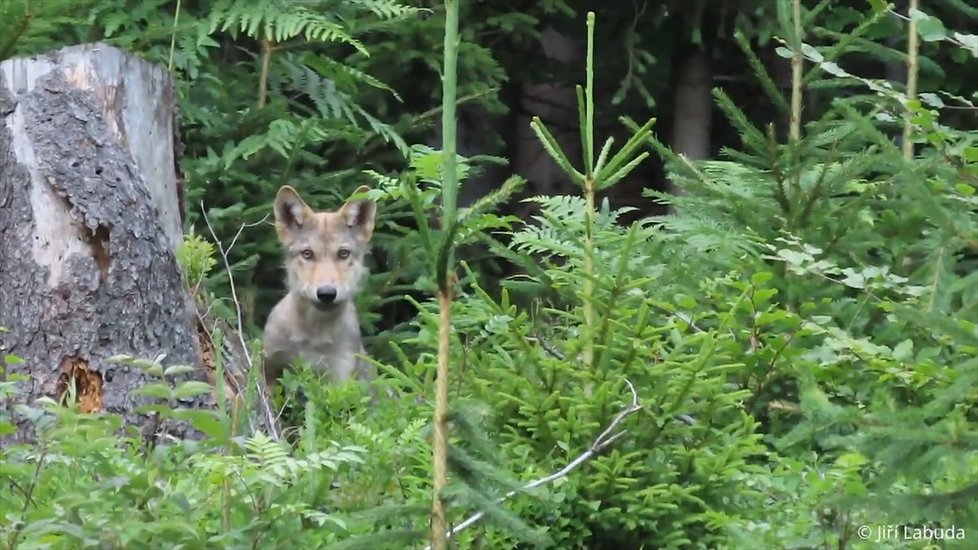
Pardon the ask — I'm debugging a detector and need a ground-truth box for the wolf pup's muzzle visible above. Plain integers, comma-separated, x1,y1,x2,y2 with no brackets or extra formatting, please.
316,285,338,305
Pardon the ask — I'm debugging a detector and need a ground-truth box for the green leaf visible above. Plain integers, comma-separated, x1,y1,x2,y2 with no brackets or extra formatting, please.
776,249,810,266
133,383,173,401
598,152,650,190
596,116,655,184
172,381,215,400
954,32,978,57
171,409,228,439
910,8,947,42
919,93,944,108
893,339,914,361
819,61,848,77
840,270,866,289
801,43,823,62
751,271,774,286
868,0,888,13
955,183,975,196
163,365,196,378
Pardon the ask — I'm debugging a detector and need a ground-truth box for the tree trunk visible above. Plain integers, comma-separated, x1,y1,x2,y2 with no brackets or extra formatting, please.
0,43,210,445
513,26,583,205
668,47,714,200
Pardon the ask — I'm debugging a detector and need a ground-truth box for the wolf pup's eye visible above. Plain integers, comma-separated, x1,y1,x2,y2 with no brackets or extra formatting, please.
337,248,351,259
300,249,314,260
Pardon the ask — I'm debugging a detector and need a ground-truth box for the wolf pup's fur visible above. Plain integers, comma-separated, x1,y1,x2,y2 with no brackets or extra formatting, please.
261,185,376,388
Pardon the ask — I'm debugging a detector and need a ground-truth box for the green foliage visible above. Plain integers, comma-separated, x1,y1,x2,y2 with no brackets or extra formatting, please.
175,229,218,289
648,3,978,546
437,226,771,548
0,398,369,547
0,352,379,548
2,1,976,549
377,13,770,548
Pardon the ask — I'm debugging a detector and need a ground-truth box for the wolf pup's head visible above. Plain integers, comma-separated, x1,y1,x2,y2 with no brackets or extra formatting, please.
273,185,376,310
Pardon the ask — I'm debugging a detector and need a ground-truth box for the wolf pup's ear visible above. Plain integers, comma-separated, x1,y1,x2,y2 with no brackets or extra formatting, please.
274,186,313,230
340,185,376,240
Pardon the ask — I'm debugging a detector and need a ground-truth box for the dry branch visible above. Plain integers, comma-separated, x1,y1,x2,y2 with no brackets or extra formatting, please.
198,206,282,441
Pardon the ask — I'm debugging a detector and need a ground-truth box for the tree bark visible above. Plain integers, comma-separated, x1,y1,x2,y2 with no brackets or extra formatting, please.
0,43,209,445
513,26,583,204
668,47,714,199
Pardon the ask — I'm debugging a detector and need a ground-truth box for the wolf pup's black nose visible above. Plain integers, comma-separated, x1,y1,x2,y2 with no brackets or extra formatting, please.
316,286,338,304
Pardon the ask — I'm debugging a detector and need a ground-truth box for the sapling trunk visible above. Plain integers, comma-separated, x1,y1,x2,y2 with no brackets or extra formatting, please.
167,0,182,71
581,12,597,373
421,13,653,542
258,39,273,108
431,0,460,548
583,175,596,373
528,11,652,375
789,0,803,143
903,0,919,160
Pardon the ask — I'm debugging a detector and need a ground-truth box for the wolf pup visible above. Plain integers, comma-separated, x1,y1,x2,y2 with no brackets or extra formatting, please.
261,185,376,389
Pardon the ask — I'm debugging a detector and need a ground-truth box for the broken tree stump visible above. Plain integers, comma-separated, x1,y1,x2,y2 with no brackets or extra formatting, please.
0,43,211,444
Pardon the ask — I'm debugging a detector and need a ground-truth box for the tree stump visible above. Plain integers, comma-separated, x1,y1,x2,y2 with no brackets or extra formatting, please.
0,43,210,444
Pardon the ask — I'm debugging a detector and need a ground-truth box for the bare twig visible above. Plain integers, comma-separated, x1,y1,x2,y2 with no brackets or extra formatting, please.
422,378,643,550
529,331,566,360
656,307,705,334
6,448,47,549
887,8,969,50
201,207,268,371
200,204,280,440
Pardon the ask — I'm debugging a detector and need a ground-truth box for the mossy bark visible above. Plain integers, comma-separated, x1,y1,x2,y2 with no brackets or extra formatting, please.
0,43,208,446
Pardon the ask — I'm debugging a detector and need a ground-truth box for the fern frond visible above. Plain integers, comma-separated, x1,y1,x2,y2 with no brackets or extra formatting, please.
210,0,365,53
356,0,427,20
245,432,291,468
652,213,764,256
225,117,345,166
278,57,409,155
304,54,399,96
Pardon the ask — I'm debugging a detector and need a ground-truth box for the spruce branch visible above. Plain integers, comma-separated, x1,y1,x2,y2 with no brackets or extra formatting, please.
423,379,643,549
735,30,790,115
529,117,584,185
